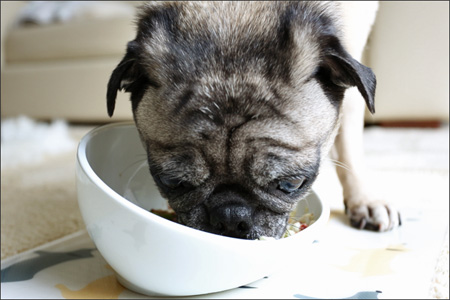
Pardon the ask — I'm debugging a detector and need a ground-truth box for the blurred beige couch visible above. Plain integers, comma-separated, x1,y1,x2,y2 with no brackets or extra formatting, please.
1,1,137,122
1,1,449,124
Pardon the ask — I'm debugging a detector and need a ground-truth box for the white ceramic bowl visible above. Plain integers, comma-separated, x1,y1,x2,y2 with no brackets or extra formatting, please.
76,122,329,297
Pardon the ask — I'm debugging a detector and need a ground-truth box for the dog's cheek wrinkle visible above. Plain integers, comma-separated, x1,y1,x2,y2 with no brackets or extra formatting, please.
173,89,194,115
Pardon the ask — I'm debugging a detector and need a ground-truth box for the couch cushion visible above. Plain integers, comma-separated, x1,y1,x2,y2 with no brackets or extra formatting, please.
5,17,135,63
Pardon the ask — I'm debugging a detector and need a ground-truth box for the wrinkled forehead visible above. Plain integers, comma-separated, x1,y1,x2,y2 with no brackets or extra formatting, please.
135,73,294,145
133,2,332,86
170,73,286,124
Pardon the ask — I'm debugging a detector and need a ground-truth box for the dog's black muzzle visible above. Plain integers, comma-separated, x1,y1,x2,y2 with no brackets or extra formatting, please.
207,184,257,239
209,202,254,239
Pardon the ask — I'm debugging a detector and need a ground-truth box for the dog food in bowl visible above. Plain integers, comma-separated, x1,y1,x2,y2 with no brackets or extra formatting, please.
76,122,329,296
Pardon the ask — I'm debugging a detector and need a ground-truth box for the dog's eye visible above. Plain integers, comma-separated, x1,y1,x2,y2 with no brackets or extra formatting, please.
159,176,182,189
277,178,306,194
158,175,192,191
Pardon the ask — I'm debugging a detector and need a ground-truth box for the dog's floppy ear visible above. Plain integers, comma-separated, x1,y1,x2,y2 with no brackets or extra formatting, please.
106,41,149,117
321,36,376,114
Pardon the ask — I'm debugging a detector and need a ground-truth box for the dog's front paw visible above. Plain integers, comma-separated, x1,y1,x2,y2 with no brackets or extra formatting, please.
345,201,401,232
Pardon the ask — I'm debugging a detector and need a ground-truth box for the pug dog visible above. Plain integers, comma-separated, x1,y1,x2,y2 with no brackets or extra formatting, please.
107,1,401,239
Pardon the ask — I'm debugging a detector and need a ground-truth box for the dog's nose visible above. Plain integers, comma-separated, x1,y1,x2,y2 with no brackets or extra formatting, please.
209,203,253,239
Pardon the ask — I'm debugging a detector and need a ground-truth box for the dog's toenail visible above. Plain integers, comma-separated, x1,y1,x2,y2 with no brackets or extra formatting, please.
359,218,367,229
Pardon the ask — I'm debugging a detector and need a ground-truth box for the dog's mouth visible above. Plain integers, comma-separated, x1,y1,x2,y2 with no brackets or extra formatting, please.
152,205,315,240
171,204,290,240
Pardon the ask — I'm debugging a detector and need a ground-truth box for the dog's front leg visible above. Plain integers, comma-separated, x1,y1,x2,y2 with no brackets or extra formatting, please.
334,89,401,231
334,2,401,231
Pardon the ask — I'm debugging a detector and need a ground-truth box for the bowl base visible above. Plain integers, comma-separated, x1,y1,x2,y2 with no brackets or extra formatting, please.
115,273,168,297
115,271,252,297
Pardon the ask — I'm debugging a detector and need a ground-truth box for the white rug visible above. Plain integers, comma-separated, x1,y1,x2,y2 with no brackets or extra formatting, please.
1,116,448,298
313,125,449,299
1,116,90,259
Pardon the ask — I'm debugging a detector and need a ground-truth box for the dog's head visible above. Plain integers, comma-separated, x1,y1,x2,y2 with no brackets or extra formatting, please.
107,2,375,239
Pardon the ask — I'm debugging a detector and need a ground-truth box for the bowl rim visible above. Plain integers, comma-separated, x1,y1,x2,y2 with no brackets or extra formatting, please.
77,122,330,245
